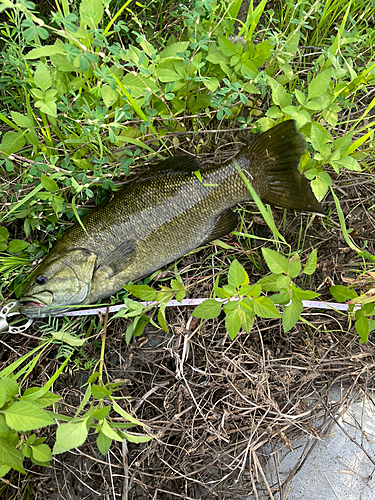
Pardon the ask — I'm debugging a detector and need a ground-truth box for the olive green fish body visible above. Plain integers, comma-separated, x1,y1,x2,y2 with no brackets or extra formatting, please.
19,120,322,317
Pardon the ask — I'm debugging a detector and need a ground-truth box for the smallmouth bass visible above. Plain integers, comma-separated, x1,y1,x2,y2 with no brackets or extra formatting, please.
19,120,322,318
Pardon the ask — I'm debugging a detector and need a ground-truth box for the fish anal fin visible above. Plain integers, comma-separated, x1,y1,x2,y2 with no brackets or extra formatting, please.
202,209,238,245
98,240,137,277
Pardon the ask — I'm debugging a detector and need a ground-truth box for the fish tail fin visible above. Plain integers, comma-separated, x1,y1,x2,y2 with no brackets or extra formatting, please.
247,120,323,213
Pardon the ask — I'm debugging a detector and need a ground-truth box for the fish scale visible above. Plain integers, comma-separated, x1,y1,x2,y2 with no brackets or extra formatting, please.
19,120,323,318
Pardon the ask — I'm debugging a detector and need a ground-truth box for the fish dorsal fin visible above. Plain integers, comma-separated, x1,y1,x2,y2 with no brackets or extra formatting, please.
97,240,136,277
201,209,238,245
147,154,201,174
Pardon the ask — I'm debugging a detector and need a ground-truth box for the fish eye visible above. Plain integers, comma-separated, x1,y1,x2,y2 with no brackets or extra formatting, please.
36,275,48,285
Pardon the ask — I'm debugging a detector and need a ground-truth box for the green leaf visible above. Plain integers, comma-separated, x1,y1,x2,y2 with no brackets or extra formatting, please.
158,305,168,333
0,382,6,408
303,249,317,275
122,432,153,443
262,248,289,274
38,100,57,118
26,45,65,59
123,284,156,301
52,331,86,346
283,298,302,332
51,195,64,215
158,42,189,61
193,299,222,319
53,419,89,454
10,111,33,128
311,172,331,201
4,401,54,431
253,296,281,319
0,437,25,473
101,419,123,442
330,285,358,302
41,173,58,192
266,76,292,108
101,84,118,107
30,443,52,463
204,77,220,92
112,401,147,427
228,259,249,288
91,385,111,400
93,406,111,420
0,465,11,478
355,310,369,344
256,274,281,292
218,35,237,56
8,240,29,253
97,431,112,455
288,254,301,278
80,0,104,28
276,275,291,289
156,68,182,83
310,123,326,152
252,40,272,67
34,62,52,92
22,389,61,408
1,131,25,155
308,70,331,99
225,309,241,339
238,308,255,333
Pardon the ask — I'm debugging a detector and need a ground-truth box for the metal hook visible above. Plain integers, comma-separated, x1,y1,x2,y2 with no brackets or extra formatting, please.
0,301,33,334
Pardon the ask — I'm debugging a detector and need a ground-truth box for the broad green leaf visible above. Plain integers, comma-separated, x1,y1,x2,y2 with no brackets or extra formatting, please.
193,299,222,319
112,402,148,427
158,42,189,61
122,432,153,443
1,131,25,155
51,195,64,215
276,275,291,289
41,173,58,192
311,172,331,201
330,285,358,302
0,437,25,473
156,68,182,83
333,155,361,172
158,306,168,333
256,274,281,291
101,85,118,107
97,431,112,455
204,77,220,92
355,310,369,344
253,296,281,319
8,240,29,253
308,70,331,99
218,35,237,57
10,111,33,128
0,465,11,478
291,287,319,300
295,89,306,105
38,100,57,118
50,52,77,72
228,259,249,288
225,309,241,339
34,62,52,92
123,285,156,301
93,406,111,420
238,308,255,333
22,389,61,408
101,419,123,442
53,419,89,454
266,76,292,108
4,401,54,431
310,123,326,152
26,45,65,59
0,414,9,437
262,248,289,274
30,443,52,462
303,249,317,275
0,382,6,408
80,0,103,28
282,298,302,332
288,254,301,278
52,331,86,346
91,385,111,400
121,73,157,98
252,40,272,67
2,377,18,401
0,227,9,240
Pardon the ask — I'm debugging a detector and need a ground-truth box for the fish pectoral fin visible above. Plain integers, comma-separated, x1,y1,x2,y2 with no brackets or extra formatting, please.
202,209,238,245
98,240,137,276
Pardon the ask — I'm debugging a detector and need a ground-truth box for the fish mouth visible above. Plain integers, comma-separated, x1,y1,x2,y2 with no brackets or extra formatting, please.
19,296,69,318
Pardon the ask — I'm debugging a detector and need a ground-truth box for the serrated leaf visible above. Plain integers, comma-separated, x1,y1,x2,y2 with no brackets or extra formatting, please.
303,249,317,275
80,0,103,28
0,382,6,408
238,308,255,333
228,259,249,288
156,68,182,82
308,70,331,99
288,254,301,278
97,431,112,455
225,309,241,339
0,414,9,438
192,299,222,319
10,111,33,128
256,274,281,292
282,298,303,332
253,296,281,318
41,173,58,192
158,42,189,61
1,131,25,155
34,62,52,92
330,285,358,302
53,419,89,454
4,401,54,431
30,443,52,463
38,100,57,118
2,378,18,402
0,437,25,473
276,275,291,289
93,406,111,420
262,248,289,274
8,240,29,253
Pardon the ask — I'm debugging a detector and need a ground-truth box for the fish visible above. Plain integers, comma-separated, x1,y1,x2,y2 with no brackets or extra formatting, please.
19,120,322,318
